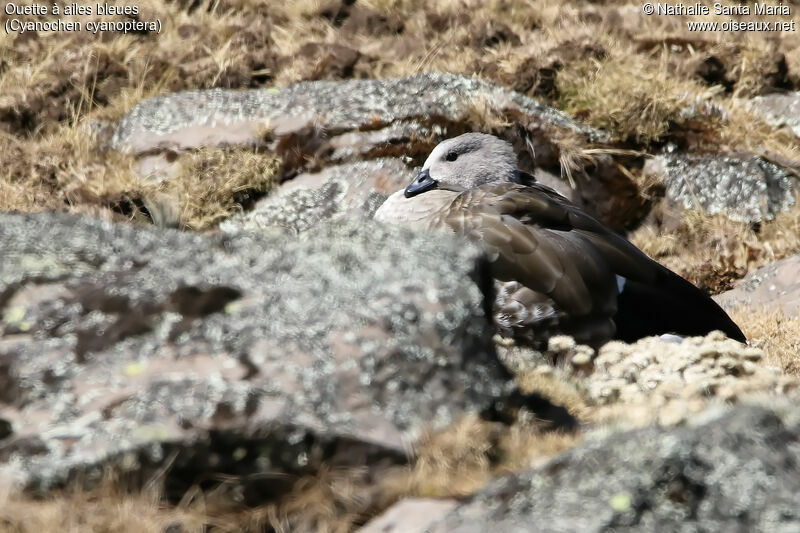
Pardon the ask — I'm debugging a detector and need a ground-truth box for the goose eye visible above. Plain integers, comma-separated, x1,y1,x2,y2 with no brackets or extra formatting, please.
445,151,458,162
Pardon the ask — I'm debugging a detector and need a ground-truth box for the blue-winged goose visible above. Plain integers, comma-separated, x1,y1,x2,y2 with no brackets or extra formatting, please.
374,133,746,347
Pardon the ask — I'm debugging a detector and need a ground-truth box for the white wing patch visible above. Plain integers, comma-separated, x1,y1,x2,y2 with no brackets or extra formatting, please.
616,275,627,294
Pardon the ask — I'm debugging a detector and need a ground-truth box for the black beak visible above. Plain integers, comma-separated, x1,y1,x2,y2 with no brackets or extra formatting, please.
404,168,438,198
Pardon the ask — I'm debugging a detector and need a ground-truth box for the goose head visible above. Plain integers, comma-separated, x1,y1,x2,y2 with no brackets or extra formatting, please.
404,133,518,198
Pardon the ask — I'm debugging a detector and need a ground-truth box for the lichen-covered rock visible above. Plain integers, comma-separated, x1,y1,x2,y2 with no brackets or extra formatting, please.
111,72,596,188
111,72,600,156
714,253,800,319
430,406,800,532
0,212,512,490
749,92,800,139
643,152,795,223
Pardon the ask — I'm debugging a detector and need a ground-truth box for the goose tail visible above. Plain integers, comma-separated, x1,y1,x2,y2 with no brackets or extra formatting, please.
613,267,746,343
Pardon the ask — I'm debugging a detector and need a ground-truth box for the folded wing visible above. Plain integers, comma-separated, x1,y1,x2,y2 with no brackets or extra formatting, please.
443,182,746,344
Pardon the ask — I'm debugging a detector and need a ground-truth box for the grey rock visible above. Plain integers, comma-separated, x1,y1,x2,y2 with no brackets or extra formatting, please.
357,498,458,533
0,212,512,490
644,152,795,223
220,158,411,234
714,253,800,318
430,406,800,533
750,92,800,139
111,72,601,155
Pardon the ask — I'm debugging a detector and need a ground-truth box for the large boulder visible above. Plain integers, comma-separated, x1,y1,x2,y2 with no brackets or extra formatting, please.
0,212,513,492
430,406,800,532
110,72,601,158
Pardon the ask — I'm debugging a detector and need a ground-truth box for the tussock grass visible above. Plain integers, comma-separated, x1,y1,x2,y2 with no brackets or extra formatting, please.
557,48,703,144
716,101,800,163
0,467,381,533
630,196,800,292
0,126,279,229
383,414,580,500
0,415,580,533
0,0,276,132
0,126,141,214
170,148,280,230
730,307,800,376
186,466,384,533
516,370,589,419
0,477,205,533
730,36,789,99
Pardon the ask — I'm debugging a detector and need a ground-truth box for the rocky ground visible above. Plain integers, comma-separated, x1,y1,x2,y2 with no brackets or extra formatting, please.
2,1,800,532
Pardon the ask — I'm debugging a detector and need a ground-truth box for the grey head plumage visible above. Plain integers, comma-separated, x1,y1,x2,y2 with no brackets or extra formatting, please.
405,133,520,197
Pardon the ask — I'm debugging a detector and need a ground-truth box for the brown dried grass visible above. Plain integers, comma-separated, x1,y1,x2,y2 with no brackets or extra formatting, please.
730,306,800,376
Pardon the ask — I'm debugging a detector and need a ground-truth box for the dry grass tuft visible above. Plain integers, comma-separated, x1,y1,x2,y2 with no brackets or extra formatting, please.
0,0,278,133
730,307,800,376
170,148,280,230
187,466,385,533
715,101,800,164
557,47,709,144
631,197,800,292
384,414,580,501
0,476,205,533
464,95,513,133
0,466,393,533
515,370,589,420
0,126,142,214
389,416,498,499
730,37,788,99
0,125,279,229
0,420,581,533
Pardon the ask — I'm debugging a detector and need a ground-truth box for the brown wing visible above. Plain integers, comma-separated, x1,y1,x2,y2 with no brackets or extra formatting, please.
442,182,660,318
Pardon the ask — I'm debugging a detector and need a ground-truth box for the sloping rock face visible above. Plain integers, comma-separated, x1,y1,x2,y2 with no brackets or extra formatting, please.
430,406,800,532
111,73,650,231
715,253,800,318
0,212,513,491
